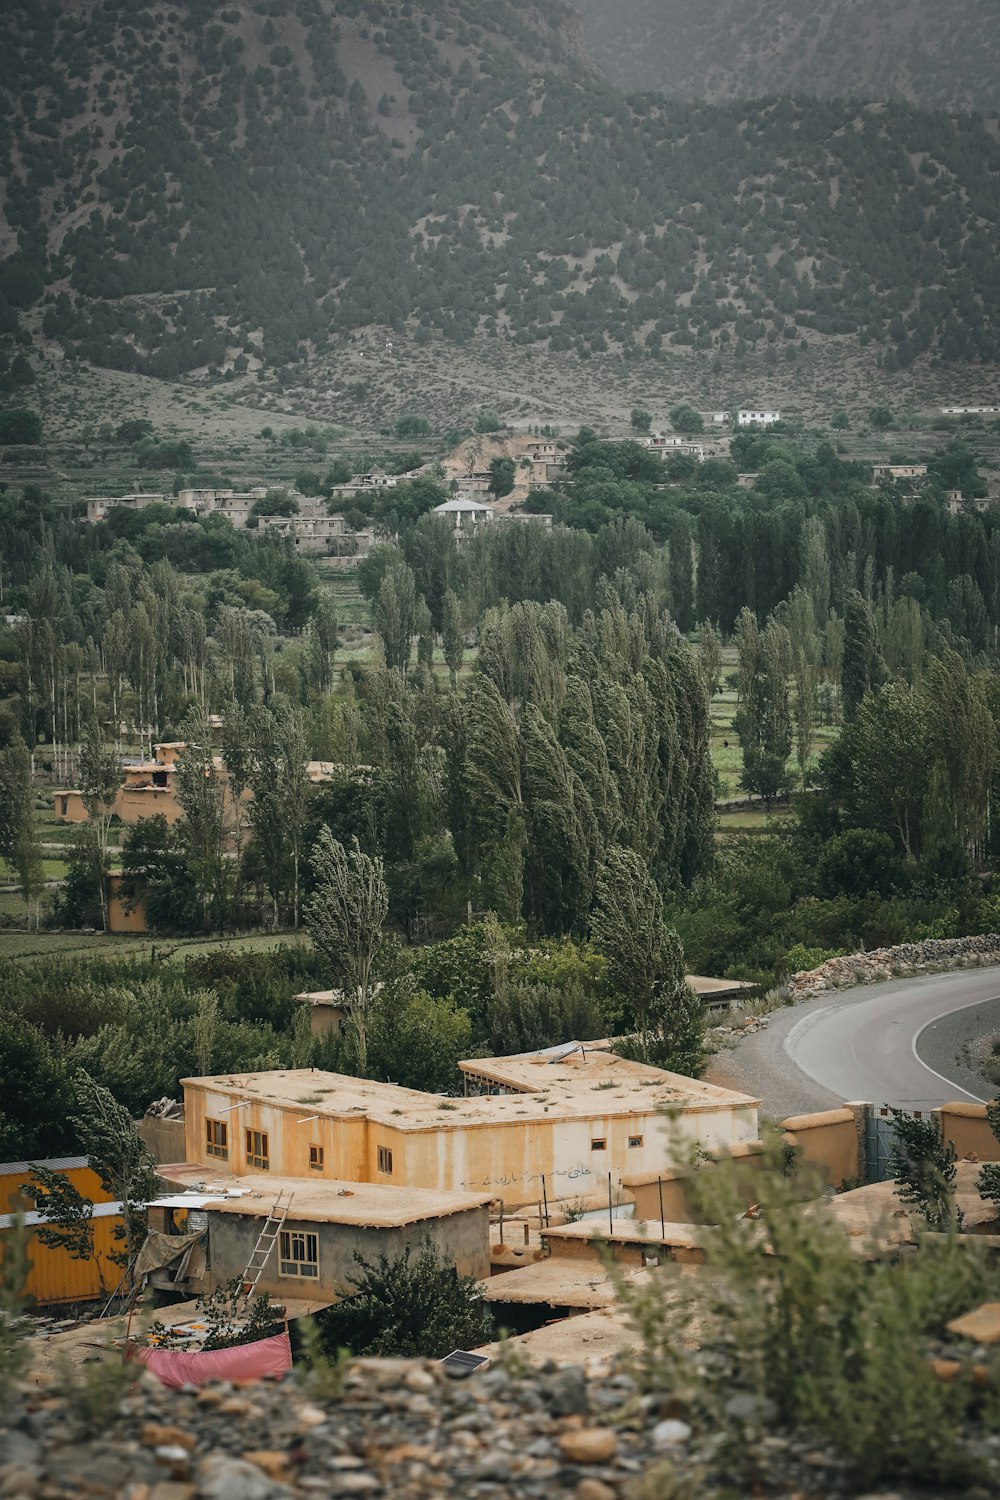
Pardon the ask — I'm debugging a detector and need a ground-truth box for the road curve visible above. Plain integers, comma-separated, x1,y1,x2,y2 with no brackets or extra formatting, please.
707,966,1000,1120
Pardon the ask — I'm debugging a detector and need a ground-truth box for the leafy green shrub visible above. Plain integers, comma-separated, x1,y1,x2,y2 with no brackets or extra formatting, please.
977,1098,1000,1217
889,1108,959,1230
316,1242,492,1358
615,1140,999,1489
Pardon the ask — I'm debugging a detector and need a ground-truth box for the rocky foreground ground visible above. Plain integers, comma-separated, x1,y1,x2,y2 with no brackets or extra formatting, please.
0,1351,979,1500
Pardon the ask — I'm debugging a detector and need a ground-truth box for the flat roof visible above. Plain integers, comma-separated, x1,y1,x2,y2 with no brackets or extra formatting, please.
479,1259,641,1308
686,975,752,997
482,1306,645,1366
182,1058,758,1131
543,1219,709,1251
157,1166,492,1228
457,1045,757,1112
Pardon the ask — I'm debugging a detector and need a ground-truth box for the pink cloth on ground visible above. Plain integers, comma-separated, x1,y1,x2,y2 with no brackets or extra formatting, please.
130,1330,292,1388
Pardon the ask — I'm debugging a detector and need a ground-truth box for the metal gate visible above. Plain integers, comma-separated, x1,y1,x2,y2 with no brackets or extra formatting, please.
865,1106,899,1183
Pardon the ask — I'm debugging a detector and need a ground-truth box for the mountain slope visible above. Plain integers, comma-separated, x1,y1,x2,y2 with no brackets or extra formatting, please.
1,0,1000,385
573,0,1000,114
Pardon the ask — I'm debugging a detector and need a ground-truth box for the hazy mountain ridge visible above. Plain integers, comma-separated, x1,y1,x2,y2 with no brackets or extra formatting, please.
573,0,1000,113
1,0,1000,385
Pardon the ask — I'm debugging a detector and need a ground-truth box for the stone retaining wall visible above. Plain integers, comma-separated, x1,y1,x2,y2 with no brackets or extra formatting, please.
786,935,1000,1000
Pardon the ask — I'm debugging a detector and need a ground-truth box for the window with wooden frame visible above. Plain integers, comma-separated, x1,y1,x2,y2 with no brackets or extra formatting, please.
377,1145,393,1175
628,1134,644,1149
309,1144,324,1171
205,1118,228,1160
279,1229,319,1278
245,1128,269,1169
591,1138,607,1152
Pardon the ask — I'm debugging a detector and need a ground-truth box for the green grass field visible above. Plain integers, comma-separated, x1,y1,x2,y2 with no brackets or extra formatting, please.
0,928,310,964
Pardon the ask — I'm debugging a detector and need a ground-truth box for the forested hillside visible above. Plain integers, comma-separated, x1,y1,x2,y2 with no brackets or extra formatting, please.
574,0,1000,113
2,0,1000,388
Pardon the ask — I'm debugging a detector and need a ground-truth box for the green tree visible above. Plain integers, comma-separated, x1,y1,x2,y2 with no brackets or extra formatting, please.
889,1110,958,1232
488,456,515,499
22,1165,104,1293
591,845,703,1074
733,609,793,808
923,652,996,862
367,980,472,1093
374,561,417,672
316,1243,492,1358
305,832,388,1076
71,1069,159,1280
0,408,42,444
247,707,310,926
630,408,652,433
817,828,903,898
247,489,299,525
842,682,930,860
308,593,339,692
441,588,465,687
0,1011,71,1160
221,701,251,897
669,403,704,434
0,731,43,928
841,590,885,721
394,413,431,438
696,622,723,700
174,708,231,932
79,720,120,931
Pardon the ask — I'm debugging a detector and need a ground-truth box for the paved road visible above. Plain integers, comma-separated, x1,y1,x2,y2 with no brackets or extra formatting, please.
708,967,1000,1120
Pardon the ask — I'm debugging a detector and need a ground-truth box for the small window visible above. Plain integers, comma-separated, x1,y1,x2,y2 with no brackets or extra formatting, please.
377,1145,393,1175
245,1128,269,1169
591,1138,606,1152
309,1144,324,1171
279,1229,318,1278
628,1135,643,1150
206,1119,228,1160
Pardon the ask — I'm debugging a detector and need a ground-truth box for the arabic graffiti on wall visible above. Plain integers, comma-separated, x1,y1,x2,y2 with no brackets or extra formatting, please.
459,1165,594,1190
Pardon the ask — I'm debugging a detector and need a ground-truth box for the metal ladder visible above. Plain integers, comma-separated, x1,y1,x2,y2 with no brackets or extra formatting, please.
240,1191,292,1302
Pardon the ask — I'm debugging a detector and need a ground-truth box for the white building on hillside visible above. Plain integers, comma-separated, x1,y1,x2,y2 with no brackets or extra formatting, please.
737,410,781,427
433,495,496,532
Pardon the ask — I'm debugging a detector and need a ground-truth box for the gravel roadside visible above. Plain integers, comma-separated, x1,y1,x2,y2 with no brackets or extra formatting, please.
705,1003,843,1122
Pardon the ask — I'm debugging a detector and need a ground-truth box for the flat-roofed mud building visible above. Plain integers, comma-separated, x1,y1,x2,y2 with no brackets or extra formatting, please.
181,1046,759,1211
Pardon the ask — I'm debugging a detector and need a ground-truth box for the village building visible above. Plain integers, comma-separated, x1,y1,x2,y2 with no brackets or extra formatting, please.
0,1156,125,1306
85,493,167,524
85,486,364,557
736,410,781,426
872,464,928,482
646,436,708,461
148,1170,492,1302
52,741,336,829
433,495,496,531
255,512,351,555
179,1048,760,1212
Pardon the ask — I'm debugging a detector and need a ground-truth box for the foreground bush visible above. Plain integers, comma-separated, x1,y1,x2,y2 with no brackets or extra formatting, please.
616,1141,1000,1488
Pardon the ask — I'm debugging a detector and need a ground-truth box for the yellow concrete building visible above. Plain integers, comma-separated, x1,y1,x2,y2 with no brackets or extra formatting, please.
180,1046,759,1211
